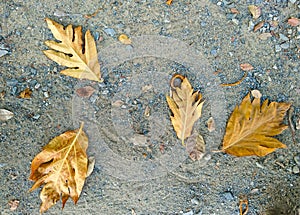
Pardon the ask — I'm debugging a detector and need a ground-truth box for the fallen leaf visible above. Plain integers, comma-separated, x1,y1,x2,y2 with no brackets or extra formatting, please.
207,117,215,132
75,86,95,98
19,88,32,99
230,8,239,14
0,109,14,121
253,21,264,32
29,122,88,213
258,32,272,40
251,89,262,99
43,18,102,82
222,93,290,157
240,63,254,71
288,17,300,27
248,5,261,19
118,34,132,45
185,130,205,161
166,0,173,5
8,199,19,211
166,74,204,145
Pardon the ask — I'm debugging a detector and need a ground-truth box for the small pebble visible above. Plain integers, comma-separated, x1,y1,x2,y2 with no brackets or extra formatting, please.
222,191,234,201
104,28,116,37
210,49,217,56
232,18,239,25
292,166,299,174
6,79,18,87
275,45,281,52
294,156,300,166
280,42,289,49
279,33,289,41
32,114,40,120
0,49,9,57
43,92,49,98
34,83,41,89
191,197,200,205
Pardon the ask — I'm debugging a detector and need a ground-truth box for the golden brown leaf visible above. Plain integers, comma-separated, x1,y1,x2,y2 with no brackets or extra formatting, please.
288,17,300,27
166,74,204,145
222,94,290,157
185,130,205,161
43,18,102,82
29,123,88,213
248,5,261,19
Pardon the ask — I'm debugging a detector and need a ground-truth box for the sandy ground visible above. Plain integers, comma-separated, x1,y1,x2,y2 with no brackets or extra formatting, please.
0,0,299,214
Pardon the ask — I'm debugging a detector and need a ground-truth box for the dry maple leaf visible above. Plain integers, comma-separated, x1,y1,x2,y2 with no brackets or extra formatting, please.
29,123,89,213
43,18,102,82
222,93,290,157
166,74,204,145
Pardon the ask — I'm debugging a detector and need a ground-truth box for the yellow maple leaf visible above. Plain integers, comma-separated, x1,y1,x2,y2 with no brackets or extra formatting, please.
166,74,204,145
43,18,102,82
222,93,291,157
29,123,88,213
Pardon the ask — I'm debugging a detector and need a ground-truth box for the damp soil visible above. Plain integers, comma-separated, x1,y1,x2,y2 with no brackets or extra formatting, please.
0,0,299,215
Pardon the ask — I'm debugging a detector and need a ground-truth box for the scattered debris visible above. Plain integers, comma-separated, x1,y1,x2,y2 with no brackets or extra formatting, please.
253,21,264,32
258,33,272,40
240,63,254,71
76,86,96,98
118,34,132,45
230,8,239,14
288,17,300,27
207,117,215,132
239,195,249,215
221,72,247,87
248,5,261,20
166,0,173,5
130,134,148,146
8,199,19,211
112,100,124,108
18,88,32,99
